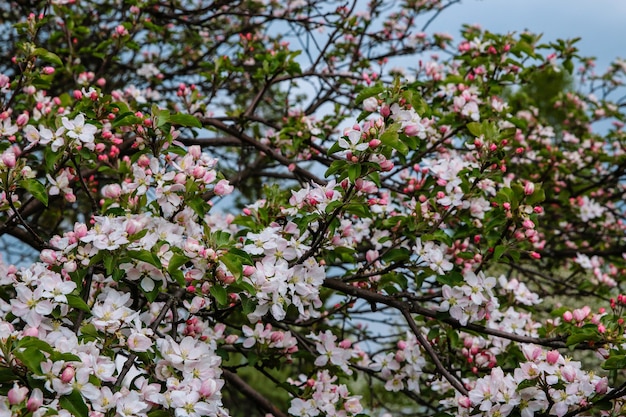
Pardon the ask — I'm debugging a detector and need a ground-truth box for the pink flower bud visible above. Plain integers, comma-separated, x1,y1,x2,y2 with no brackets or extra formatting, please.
404,123,422,136
338,339,352,349
380,105,391,118
214,179,233,196
27,388,43,411
2,150,16,168
595,378,608,394
561,365,576,382
23,327,38,337
40,249,57,264
60,366,75,383
379,159,394,171
8,383,28,405
362,97,378,112
74,222,88,238
115,25,127,35
270,332,284,343
365,249,378,263
563,311,573,322
524,182,535,195
125,218,143,235
369,139,381,148
458,396,472,408
102,183,122,199
572,307,588,322
199,379,217,397
546,350,560,365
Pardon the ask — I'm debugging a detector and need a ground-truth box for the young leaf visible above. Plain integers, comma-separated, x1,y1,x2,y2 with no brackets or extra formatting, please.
20,179,48,206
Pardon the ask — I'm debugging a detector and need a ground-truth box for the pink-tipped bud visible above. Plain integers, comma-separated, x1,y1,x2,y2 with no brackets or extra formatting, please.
8,383,28,405
60,366,75,383
546,350,560,365
338,339,352,349
26,388,43,411
2,150,16,168
380,105,391,118
40,249,57,264
524,182,535,195
365,249,378,263
458,396,471,408
199,379,218,398
23,327,39,337
595,378,608,394
563,311,573,322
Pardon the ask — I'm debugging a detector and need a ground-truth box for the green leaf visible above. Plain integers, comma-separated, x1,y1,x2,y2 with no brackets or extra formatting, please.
112,111,141,128
354,84,384,105
344,202,373,218
44,145,63,171
602,355,626,370
466,122,483,137
13,347,45,374
347,163,362,182
66,294,91,312
60,390,89,417
20,179,48,206
566,330,600,347
152,105,170,128
168,253,190,286
526,187,545,206
0,367,18,383
436,270,464,286
210,285,228,306
493,245,506,262
380,124,408,155
127,250,162,269
327,141,343,155
188,197,210,217
221,251,243,280
16,336,53,353
169,114,202,128
33,47,63,67
168,253,190,273
325,160,346,177
148,410,173,417
103,254,116,276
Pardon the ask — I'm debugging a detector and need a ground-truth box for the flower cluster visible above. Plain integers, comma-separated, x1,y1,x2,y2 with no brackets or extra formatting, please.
455,346,609,417
242,223,324,322
440,271,498,325
288,370,364,417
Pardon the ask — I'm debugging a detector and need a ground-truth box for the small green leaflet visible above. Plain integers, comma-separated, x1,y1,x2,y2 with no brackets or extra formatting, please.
20,179,48,206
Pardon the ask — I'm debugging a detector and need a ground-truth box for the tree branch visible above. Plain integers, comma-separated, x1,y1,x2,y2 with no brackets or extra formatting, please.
223,369,289,417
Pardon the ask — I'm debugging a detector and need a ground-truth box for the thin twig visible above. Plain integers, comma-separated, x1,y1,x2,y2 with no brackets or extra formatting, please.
222,369,289,417
401,308,468,396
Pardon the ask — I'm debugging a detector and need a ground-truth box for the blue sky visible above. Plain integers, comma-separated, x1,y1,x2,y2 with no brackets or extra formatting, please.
428,0,626,71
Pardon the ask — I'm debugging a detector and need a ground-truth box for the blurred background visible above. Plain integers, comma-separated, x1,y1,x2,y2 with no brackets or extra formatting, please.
431,0,626,70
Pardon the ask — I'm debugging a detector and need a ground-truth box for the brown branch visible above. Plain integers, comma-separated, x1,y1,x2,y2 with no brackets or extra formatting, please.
114,287,186,388
400,308,468,396
323,278,570,349
222,369,289,417
200,117,327,185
